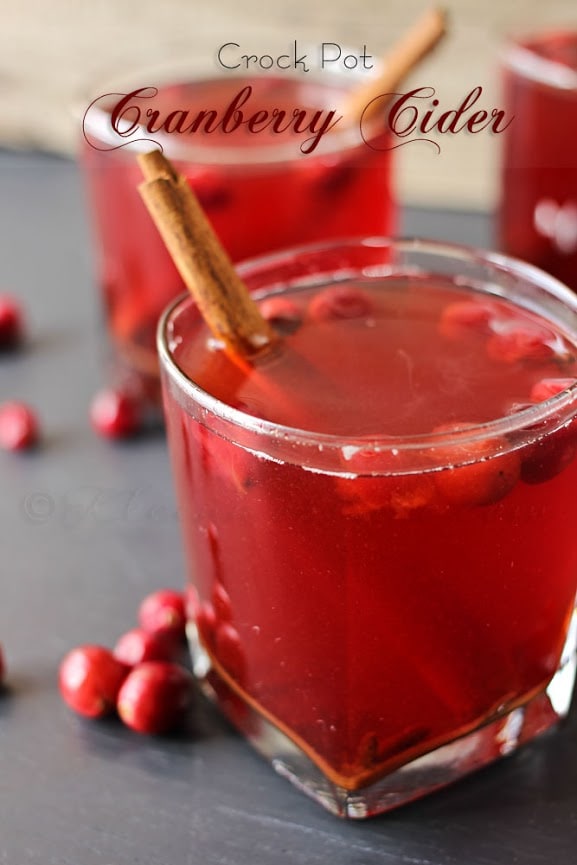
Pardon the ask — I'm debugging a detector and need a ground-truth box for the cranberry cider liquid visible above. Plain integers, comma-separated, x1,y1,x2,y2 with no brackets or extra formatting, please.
81,75,394,402
159,241,577,818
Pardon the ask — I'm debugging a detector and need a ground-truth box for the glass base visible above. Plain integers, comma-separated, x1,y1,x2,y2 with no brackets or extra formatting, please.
188,613,577,819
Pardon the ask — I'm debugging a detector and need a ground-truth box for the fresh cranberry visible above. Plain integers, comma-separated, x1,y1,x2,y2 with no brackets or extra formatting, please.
486,328,557,364
308,286,373,322
259,297,302,334
0,295,23,349
0,402,38,451
438,300,494,340
138,589,186,639
431,423,521,506
530,378,577,403
113,628,182,667
117,661,194,735
215,622,246,682
59,645,129,719
90,389,141,439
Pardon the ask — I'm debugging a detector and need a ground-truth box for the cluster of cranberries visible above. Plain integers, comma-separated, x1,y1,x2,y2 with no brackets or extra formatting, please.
59,589,195,735
0,292,146,448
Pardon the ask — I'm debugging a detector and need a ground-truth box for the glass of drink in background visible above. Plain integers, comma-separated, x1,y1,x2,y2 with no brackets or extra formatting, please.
158,237,577,818
81,68,395,404
498,32,577,290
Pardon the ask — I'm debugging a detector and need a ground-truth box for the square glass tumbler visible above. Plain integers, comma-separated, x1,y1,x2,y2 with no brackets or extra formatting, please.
498,31,577,291
80,68,395,404
158,238,577,818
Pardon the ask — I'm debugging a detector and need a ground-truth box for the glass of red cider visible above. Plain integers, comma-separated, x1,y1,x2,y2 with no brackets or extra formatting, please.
498,32,577,292
158,238,577,819
80,70,395,405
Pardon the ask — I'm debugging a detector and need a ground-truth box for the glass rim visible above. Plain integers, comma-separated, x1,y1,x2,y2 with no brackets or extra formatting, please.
80,55,383,166
501,32,577,91
157,236,577,455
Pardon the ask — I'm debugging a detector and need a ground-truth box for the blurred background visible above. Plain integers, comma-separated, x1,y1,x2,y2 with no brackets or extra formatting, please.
1,0,575,210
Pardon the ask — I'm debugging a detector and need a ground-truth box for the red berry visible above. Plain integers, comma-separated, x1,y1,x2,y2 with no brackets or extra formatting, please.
521,428,577,485
138,589,186,639
215,622,246,682
308,286,373,322
186,168,231,211
430,423,521,507
211,583,233,622
59,645,129,719
486,327,557,364
530,378,577,403
438,300,494,341
117,661,194,735
259,297,302,334
90,389,141,439
0,402,38,451
0,295,23,349
113,628,182,667
337,448,437,517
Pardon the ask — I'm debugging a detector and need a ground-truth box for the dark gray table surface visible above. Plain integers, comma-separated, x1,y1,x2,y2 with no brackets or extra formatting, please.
1,149,576,864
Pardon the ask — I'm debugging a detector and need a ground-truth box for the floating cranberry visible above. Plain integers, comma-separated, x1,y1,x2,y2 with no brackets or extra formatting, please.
59,645,129,719
186,169,231,211
521,429,577,485
113,628,182,667
0,402,38,451
308,286,373,322
259,296,302,334
431,423,521,507
486,328,557,364
138,589,186,639
336,447,437,517
0,295,23,349
90,389,141,439
117,661,194,735
438,300,494,341
530,378,576,403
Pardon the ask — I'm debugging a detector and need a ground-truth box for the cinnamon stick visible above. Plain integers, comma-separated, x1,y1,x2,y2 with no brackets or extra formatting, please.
340,6,447,127
137,151,276,359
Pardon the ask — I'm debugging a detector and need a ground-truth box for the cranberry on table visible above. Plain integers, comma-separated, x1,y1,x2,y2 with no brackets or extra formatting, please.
90,389,141,439
138,589,187,639
113,628,182,667
0,295,23,349
59,645,129,719
0,402,38,451
117,661,194,735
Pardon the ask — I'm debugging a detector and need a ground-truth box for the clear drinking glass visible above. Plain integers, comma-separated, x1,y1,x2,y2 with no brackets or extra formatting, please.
158,238,577,818
498,31,577,292
80,65,395,404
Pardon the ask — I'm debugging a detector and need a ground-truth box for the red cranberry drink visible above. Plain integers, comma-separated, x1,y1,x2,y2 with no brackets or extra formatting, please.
498,32,577,290
81,73,395,404
158,239,577,818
